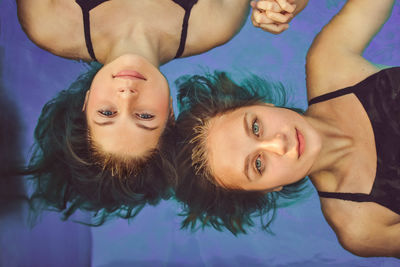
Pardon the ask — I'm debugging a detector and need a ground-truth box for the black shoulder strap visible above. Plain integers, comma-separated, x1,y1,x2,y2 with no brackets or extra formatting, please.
75,0,111,61
317,191,374,202
308,86,355,106
172,0,198,58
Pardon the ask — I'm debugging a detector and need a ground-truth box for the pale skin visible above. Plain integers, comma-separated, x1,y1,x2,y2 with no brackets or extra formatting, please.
305,0,399,257
250,0,309,34
16,0,252,156
16,0,308,156
207,0,399,257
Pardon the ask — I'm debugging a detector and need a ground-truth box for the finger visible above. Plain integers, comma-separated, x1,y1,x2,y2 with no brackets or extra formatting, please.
251,8,260,27
254,0,282,12
252,9,275,25
251,13,260,27
276,0,296,13
259,23,290,34
265,11,293,23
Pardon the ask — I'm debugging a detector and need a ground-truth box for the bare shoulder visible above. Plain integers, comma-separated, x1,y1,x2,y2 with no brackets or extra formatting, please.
16,0,50,26
320,198,400,257
306,43,379,100
305,0,395,100
16,0,85,58
184,0,250,56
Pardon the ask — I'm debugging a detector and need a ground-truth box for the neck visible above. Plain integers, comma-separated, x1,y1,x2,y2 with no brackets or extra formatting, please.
96,27,164,67
305,114,355,179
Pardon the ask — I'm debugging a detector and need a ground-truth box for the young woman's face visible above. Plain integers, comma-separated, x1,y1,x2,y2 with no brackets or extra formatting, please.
206,104,321,191
84,54,171,156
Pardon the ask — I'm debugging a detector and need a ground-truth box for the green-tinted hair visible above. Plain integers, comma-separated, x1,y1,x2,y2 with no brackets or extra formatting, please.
23,62,176,225
174,71,309,235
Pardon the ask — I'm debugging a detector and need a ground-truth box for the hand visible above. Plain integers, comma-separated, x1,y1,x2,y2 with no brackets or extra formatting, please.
251,0,297,34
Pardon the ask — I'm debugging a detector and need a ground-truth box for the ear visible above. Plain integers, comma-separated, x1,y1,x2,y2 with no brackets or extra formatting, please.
82,90,90,112
272,186,283,192
260,186,283,194
169,96,175,120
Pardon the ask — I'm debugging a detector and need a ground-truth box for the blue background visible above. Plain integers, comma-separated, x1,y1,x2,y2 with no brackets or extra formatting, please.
0,0,399,266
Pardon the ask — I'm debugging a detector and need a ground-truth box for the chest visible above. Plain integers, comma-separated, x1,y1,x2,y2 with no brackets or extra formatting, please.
16,0,179,58
315,94,378,193
17,0,250,60
312,73,400,217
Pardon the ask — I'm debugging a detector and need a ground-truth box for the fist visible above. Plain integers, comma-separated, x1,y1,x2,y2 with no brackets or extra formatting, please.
251,0,297,34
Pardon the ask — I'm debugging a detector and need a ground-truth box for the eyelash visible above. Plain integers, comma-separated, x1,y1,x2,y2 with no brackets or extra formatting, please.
97,110,154,120
251,117,263,174
98,110,117,117
255,154,263,175
136,113,155,120
252,117,260,137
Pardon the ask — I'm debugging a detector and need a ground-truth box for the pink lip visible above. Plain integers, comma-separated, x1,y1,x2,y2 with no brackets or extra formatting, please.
296,128,305,158
113,70,146,80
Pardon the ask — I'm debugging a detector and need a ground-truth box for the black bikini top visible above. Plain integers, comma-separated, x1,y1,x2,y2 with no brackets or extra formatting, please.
75,0,198,61
308,67,400,215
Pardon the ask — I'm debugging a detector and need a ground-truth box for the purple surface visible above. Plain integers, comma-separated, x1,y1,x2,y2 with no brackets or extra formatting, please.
0,0,399,266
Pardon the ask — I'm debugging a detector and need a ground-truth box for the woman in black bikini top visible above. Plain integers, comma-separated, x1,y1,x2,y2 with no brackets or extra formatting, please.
173,0,400,257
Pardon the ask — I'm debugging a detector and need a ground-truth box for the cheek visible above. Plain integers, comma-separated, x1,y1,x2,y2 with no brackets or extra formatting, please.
266,158,293,184
86,88,109,111
140,90,170,121
156,97,171,119
148,82,170,113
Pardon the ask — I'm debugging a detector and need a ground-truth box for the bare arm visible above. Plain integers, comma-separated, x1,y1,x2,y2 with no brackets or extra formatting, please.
338,221,400,257
322,200,400,258
187,0,251,55
306,0,395,99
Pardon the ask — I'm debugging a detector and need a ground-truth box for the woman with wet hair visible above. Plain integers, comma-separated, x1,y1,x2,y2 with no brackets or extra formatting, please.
175,0,399,257
26,65,177,224
17,0,308,223
16,0,302,222
175,72,310,233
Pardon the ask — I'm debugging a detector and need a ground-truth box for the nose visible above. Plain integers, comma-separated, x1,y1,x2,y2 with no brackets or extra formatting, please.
258,133,287,156
117,87,137,98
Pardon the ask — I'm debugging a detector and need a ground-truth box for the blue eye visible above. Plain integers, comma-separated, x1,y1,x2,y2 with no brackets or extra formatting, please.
252,119,260,136
255,155,263,174
98,110,116,117
136,113,154,120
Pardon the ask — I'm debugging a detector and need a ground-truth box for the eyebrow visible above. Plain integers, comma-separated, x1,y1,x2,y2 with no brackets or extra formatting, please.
93,121,114,126
93,121,159,131
135,123,159,131
243,113,252,182
244,154,251,182
243,112,250,137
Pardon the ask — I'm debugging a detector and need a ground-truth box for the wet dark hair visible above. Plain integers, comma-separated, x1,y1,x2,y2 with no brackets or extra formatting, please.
174,71,310,235
23,62,176,225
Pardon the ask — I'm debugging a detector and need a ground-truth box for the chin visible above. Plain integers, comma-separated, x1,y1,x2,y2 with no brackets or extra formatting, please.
119,54,152,66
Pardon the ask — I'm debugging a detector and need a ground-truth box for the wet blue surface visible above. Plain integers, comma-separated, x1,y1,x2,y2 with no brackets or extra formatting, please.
0,0,399,266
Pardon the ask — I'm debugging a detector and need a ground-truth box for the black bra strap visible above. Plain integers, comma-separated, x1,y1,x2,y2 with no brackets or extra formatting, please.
75,0,110,61
318,191,374,202
173,0,198,58
308,86,355,106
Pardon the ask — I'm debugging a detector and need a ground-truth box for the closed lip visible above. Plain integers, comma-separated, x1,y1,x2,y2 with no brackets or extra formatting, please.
296,128,305,158
113,70,147,80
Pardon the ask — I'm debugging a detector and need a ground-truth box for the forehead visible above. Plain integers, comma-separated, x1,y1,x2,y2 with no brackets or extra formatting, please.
89,121,164,157
207,109,248,188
